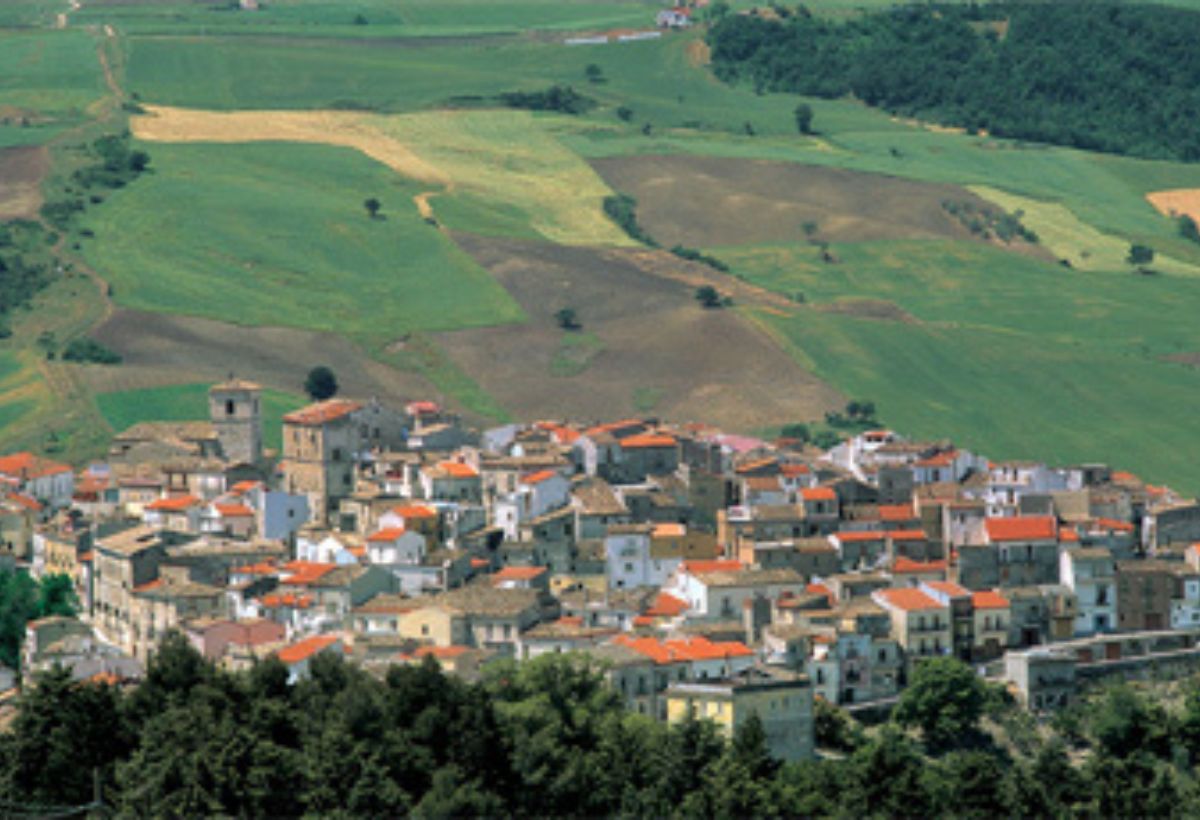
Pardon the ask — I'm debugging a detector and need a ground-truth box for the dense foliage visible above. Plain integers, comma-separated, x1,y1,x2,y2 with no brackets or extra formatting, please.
8,642,1200,817
602,194,658,246
498,85,596,115
0,222,55,337
61,337,122,365
708,3,1200,160
0,570,78,671
304,365,338,401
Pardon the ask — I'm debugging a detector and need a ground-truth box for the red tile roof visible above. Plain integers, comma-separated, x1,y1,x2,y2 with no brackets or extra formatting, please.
924,580,970,598
878,504,915,522
801,487,837,502
1060,527,1080,543
892,557,947,574
0,452,71,480
643,591,688,617
470,558,490,569
780,463,811,478
916,450,958,468
231,561,277,576
367,526,407,542
876,587,944,612
613,635,753,665
887,529,928,541
985,516,1057,542
806,582,834,604
280,561,337,585
834,531,886,543
283,399,362,426
132,578,163,593
652,523,686,538
1095,517,1134,533
435,461,478,479
681,559,743,575
6,493,42,512
973,590,1010,610
584,419,644,437
492,566,547,583
277,634,339,664
391,504,437,519
146,495,201,512
619,433,677,450
260,593,313,609
521,469,560,485
230,480,260,494
215,503,254,518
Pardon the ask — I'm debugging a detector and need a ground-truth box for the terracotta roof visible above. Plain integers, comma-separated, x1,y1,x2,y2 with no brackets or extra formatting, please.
875,587,944,612
435,461,478,479
612,635,753,665
834,531,885,543
780,463,811,477
231,561,277,576
806,582,834,604
1060,527,1080,543
367,526,407,542
391,504,437,519
915,450,958,468
681,559,743,574
972,590,1010,610
230,480,260,494
985,516,1057,542
283,399,362,426
133,578,163,593
643,591,688,617
583,419,644,437
0,452,71,480
632,615,655,627
801,487,837,502
1095,517,1134,533
6,493,42,512
619,433,677,449
892,557,946,574
521,469,560,485
651,522,686,538
260,593,313,609
470,557,490,569
887,529,928,541
280,561,337,585
215,503,254,518
878,504,915,521
277,634,339,664
491,565,547,583
146,495,201,512
924,580,970,597
407,400,441,415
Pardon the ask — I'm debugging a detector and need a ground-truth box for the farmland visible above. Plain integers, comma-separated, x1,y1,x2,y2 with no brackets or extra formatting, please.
1,4,1200,492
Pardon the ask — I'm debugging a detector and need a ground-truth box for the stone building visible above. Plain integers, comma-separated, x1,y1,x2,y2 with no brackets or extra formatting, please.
281,399,363,524
208,379,263,466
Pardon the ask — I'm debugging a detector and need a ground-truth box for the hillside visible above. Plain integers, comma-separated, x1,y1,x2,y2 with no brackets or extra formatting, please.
2,0,1200,491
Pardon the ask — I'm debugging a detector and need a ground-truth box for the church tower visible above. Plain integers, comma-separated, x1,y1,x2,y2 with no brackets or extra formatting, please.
209,377,262,465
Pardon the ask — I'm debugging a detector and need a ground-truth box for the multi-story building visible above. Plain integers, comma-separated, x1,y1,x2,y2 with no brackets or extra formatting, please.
208,379,263,466
1060,547,1117,635
872,587,952,668
281,399,363,524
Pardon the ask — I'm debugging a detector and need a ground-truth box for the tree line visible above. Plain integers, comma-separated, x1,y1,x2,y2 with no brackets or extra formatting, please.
708,3,1200,161
6,636,1200,817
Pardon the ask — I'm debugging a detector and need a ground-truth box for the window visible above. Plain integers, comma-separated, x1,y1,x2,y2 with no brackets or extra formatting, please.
421,624,429,636
225,399,235,416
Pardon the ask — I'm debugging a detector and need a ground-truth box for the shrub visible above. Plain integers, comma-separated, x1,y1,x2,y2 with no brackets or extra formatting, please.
62,337,122,365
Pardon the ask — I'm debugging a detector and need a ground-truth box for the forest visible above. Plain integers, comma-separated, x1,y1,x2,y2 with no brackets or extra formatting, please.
5,634,1200,818
707,2,1200,161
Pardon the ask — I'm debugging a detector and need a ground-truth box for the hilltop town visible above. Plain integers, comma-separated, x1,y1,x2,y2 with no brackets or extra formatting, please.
4,379,1200,762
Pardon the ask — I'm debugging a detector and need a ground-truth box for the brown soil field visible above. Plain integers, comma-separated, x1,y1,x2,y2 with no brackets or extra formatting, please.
0,146,49,220
87,309,437,405
439,233,843,429
1147,189,1200,225
590,154,1026,249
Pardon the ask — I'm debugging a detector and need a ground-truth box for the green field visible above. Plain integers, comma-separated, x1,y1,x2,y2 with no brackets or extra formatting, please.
80,0,658,38
0,29,105,117
725,239,1200,491
96,382,305,450
78,140,524,335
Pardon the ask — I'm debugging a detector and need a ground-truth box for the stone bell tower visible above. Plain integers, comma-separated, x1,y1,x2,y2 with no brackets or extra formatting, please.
209,376,262,465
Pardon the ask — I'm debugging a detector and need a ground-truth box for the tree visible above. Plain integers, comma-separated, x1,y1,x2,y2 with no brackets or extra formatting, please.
37,574,77,618
794,103,814,135
1180,215,1200,244
554,307,581,331
1088,684,1171,759
616,105,633,122
1127,243,1155,266
584,64,605,84
893,657,986,750
695,285,723,308
304,366,338,401
364,197,382,219
780,422,811,443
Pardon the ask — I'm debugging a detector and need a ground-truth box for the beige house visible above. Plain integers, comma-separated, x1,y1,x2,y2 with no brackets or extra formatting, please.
93,526,171,649
872,587,952,665
129,569,225,661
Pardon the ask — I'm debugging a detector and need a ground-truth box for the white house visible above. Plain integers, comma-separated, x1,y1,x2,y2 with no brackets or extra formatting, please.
276,634,343,683
0,452,74,509
493,469,571,540
605,525,654,589
1060,547,1117,636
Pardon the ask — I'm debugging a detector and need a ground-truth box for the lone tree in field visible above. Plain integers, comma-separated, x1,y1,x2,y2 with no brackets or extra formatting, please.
1180,215,1200,244
304,366,339,401
695,285,723,309
585,63,605,84
1128,243,1154,266
363,197,382,219
555,307,581,331
794,103,814,135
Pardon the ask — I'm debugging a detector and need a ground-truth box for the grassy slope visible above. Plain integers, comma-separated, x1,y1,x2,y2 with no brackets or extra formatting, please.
728,239,1200,491
78,140,523,334
0,29,106,116
79,0,658,38
96,383,304,450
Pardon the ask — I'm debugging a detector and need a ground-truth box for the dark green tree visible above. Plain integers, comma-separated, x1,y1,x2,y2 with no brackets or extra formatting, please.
794,102,814,134
695,285,723,308
1180,215,1200,244
1128,243,1155,266
304,365,338,401
555,307,581,330
893,657,986,750
364,197,382,219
